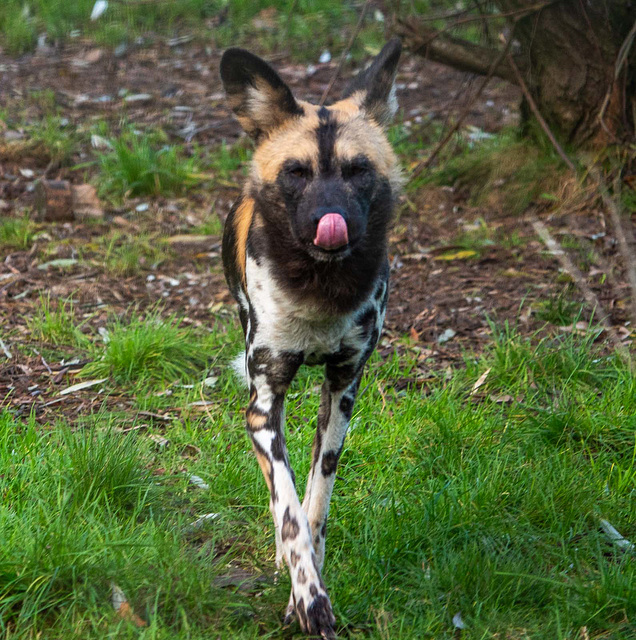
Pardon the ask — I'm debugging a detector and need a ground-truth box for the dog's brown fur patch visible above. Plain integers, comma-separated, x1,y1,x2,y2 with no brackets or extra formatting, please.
251,101,320,183
253,446,273,494
234,197,255,287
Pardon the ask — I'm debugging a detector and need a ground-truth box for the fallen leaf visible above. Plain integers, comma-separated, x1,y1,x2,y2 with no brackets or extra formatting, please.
91,133,112,150
167,35,194,47
185,512,219,531
599,518,634,551
489,394,513,404
470,368,491,396
0,338,12,359
124,93,153,104
59,378,107,395
188,401,218,411
182,443,201,457
166,234,217,246
453,612,466,629
37,259,79,270
148,434,169,449
111,583,146,628
559,321,589,335
434,249,478,261
91,0,108,20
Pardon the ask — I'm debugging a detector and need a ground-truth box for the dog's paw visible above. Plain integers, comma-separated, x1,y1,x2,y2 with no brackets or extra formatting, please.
293,585,336,638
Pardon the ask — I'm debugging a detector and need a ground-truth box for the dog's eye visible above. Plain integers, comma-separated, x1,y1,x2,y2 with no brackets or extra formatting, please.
342,163,369,180
288,165,312,180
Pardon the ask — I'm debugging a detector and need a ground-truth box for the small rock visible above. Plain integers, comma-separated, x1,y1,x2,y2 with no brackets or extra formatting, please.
437,328,456,344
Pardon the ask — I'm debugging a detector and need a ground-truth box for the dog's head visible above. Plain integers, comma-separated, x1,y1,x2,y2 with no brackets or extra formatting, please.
220,40,402,262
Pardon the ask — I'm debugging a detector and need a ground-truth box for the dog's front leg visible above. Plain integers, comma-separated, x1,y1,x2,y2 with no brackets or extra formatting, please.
245,348,336,638
303,373,362,569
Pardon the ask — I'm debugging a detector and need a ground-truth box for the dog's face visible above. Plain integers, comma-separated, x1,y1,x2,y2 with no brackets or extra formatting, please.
220,41,402,263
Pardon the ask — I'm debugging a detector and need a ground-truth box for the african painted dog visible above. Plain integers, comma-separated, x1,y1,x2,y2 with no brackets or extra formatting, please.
220,39,402,638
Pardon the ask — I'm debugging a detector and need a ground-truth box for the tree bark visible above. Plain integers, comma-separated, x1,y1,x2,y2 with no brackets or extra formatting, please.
394,0,636,147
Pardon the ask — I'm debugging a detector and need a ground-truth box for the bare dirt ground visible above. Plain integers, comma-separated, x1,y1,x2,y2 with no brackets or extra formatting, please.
1,41,633,417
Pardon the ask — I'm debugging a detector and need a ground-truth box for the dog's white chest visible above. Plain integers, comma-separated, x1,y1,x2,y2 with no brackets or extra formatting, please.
245,256,353,355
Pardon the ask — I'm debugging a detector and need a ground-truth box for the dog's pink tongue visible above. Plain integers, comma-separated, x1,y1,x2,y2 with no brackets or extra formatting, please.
313,213,349,250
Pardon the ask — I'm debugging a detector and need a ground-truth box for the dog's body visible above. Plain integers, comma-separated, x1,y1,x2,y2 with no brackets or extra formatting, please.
220,41,402,637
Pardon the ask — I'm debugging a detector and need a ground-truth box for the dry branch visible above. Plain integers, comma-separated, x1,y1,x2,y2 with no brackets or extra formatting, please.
532,219,631,362
320,0,372,105
394,14,526,84
592,169,636,328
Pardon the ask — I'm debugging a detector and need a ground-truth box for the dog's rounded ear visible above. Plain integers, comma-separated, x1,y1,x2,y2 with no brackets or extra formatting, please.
220,48,303,140
342,38,402,127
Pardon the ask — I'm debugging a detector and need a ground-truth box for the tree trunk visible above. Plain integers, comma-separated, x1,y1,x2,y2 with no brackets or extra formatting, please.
394,0,636,147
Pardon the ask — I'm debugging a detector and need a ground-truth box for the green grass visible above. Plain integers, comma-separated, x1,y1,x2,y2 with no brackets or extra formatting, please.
98,131,203,198
192,212,223,236
0,0,388,61
26,295,91,349
83,310,211,386
426,129,567,215
28,115,79,164
0,215,35,250
2,315,635,638
205,141,251,184
98,232,171,277
535,290,584,325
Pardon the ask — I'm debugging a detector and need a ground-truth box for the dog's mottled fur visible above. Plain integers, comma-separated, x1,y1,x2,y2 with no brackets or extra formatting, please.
220,40,402,637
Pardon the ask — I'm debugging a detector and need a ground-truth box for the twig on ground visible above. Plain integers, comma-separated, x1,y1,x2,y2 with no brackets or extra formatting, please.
410,25,517,179
319,0,372,106
592,168,636,327
532,219,631,362
506,54,577,173
33,349,53,375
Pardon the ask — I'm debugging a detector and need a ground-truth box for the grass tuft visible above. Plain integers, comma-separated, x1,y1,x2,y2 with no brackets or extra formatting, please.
1,9,37,55
427,129,566,214
98,131,203,198
0,215,35,250
99,232,171,276
29,116,78,164
62,426,152,511
84,310,209,385
27,295,91,348
535,289,583,325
